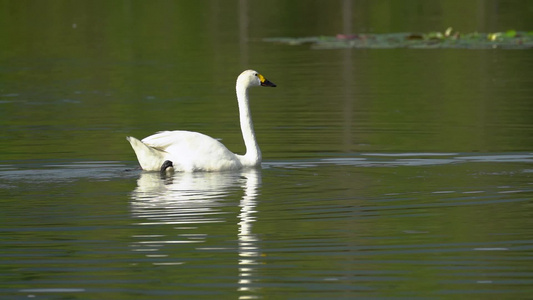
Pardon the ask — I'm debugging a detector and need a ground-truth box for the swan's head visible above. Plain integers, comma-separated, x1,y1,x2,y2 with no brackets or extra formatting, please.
237,69,276,88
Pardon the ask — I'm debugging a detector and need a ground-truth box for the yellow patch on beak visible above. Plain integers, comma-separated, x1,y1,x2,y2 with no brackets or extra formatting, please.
257,73,266,83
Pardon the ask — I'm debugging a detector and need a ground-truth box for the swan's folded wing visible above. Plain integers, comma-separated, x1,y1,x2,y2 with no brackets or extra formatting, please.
140,130,240,171
141,130,223,152
141,131,187,151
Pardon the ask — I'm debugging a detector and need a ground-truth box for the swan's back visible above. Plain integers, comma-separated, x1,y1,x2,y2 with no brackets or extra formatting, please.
142,130,242,172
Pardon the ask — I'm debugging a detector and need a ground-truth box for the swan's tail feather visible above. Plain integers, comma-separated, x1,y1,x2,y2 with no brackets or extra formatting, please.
126,136,166,171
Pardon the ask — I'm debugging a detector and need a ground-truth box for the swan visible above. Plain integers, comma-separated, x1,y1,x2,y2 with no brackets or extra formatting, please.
126,69,276,172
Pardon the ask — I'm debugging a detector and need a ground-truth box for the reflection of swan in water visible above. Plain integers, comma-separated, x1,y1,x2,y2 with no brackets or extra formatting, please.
130,169,262,296
237,168,261,296
131,171,246,225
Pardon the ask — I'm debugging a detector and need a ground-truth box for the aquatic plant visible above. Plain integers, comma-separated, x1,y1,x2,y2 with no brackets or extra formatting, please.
264,29,533,49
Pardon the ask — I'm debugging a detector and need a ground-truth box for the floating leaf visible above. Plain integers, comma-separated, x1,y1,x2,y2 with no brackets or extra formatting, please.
426,31,444,40
488,33,501,41
505,30,517,37
445,27,453,37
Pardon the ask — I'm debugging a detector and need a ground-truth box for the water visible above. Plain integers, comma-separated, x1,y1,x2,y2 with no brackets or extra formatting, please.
1,1,533,299
1,155,532,298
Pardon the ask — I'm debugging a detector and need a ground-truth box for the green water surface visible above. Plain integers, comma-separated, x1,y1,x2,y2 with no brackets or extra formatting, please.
1,1,532,299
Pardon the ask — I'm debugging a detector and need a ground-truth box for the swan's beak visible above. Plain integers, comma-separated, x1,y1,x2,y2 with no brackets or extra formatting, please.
258,74,276,87
261,79,276,87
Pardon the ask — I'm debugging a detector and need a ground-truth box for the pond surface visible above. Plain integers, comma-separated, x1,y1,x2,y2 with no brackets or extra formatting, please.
1,1,532,299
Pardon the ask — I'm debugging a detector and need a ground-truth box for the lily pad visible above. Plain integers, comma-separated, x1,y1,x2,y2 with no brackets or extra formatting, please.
264,30,533,49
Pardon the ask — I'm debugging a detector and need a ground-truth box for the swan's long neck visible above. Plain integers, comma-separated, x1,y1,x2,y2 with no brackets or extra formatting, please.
236,83,261,166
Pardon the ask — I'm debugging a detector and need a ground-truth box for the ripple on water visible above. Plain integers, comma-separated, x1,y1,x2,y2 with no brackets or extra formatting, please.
0,152,532,298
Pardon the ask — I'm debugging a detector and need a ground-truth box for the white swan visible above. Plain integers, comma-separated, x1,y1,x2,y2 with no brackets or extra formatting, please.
127,70,276,172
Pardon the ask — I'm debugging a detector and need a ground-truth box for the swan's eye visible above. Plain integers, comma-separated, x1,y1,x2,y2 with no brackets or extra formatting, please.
254,73,258,77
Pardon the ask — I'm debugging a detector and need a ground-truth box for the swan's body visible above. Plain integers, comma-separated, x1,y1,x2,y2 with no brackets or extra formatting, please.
127,70,276,172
